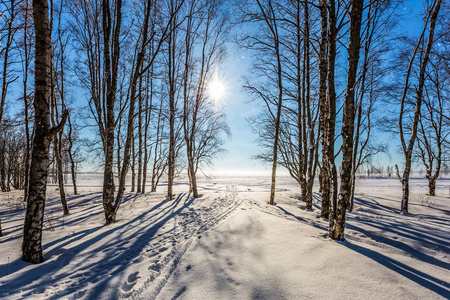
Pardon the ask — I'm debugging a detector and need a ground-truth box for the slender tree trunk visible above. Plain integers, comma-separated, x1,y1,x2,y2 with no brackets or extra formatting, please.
137,74,143,193
167,9,177,201
318,0,329,218
168,86,176,201
23,0,31,202
54,0,69,214
331,0,364,241
254,0,283,206
398,0,441,213
182,11,198,198
142,64,153,194
0,0,16,125
67,115,78,195
295,0,305,205
102,0,123,224
55,134,69,214
326,0,338,232
152,99,163,192
23,0,68,263
303,1,315,210
131,133,136,192
269,49,283,205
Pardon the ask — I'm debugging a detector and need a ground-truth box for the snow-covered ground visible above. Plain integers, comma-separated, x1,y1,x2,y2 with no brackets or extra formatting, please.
0,175,449,299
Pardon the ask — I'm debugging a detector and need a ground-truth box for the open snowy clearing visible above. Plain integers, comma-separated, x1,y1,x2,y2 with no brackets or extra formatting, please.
1,175,449,299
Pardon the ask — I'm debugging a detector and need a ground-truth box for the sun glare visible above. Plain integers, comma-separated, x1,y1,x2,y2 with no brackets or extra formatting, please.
207,76,226,102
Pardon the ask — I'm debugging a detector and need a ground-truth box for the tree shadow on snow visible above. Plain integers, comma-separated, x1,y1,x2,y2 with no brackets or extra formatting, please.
343,241,450,298
275,194,450,297
0,192,196,300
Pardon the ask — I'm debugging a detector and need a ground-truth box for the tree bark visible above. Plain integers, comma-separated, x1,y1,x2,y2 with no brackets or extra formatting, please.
318,0,329,218
22,0,68,263
67,115,78,195
326,0,338,232
137,73,143,193
102,0,123,223
167,3,177,201
331,0,364,241
131,133,136,192
23,0,31,202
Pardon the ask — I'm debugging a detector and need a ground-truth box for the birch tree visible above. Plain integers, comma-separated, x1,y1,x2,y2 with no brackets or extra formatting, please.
396,0,442,213
330,0,364,241
416,57,449,196
182,0,228,198
22,0,68,263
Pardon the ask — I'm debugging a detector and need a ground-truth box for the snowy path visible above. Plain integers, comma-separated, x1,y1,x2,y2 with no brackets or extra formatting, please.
156,200,450,300
0,184,243,300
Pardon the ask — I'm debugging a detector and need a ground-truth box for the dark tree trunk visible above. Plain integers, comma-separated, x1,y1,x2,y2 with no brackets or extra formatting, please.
131,133,136,192
331,0,364,241
428,178,436,196
142,64,153,194
67,115,78,195
137,74,143,194
254,0,283,206
102,0,123,224
326,0,338,232
55,134,69,214
318,0,329,218
167,9,177,202
23,0,31,201
22,0,68,263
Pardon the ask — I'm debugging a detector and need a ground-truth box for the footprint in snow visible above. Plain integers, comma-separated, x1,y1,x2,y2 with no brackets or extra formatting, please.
121,272,139,293
128,271,139,283
72,290,87,299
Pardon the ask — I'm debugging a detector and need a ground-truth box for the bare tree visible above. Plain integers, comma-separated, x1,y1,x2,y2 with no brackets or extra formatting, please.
330,0,364,241
0,0,19,125
416,58,449,196
18,0,34,202
0,0,21,237
317,0,328,217
51,0,70,214
166,0,178,201
22,0,68,263
396,0,442,213
276,0,320,210
349,0,396,211
241,0,285,206
182,0,228,198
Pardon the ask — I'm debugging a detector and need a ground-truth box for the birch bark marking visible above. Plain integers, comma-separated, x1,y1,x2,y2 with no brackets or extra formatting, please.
22,0,68,263
318,0,329,218
331,0,364,241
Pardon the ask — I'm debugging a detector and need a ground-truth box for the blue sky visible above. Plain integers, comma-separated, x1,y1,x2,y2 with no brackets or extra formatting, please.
209,0,432,176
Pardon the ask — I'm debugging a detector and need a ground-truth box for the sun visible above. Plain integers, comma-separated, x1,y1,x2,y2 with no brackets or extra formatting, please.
207,76,226,102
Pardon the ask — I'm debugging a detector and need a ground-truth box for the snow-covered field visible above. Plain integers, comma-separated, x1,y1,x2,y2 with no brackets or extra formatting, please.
0,175,449,299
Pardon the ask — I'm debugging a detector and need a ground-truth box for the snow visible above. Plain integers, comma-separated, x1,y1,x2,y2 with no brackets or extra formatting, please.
1,175,449,299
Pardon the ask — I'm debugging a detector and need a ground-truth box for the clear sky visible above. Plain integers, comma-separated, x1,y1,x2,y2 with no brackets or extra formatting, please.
210,46,273,176
209,0,430,176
